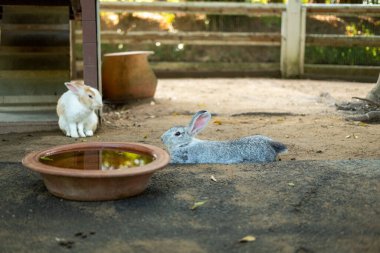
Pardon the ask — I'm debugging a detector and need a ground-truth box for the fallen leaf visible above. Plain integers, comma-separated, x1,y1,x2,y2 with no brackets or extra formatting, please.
358,122,368,127
213,120,222,125
211,175,217,182
40,156,53,161
239,235,256,243
288,182,295,187
190,200,207,210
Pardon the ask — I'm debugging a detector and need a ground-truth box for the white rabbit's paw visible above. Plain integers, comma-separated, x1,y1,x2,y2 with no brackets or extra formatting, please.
69,132,79,138
85,130,94,136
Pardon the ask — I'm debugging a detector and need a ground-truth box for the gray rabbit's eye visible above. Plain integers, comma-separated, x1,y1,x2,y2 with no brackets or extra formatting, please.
174,131,181,136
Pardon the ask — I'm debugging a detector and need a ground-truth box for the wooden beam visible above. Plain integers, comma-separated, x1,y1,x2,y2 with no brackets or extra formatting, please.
100,2,285,16
303,64,380,82
151,62,280,73
77,31,281,46
305,4,380,15
306,34,380,47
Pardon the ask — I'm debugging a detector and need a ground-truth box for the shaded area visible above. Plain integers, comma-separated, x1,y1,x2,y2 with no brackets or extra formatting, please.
1,160,379,253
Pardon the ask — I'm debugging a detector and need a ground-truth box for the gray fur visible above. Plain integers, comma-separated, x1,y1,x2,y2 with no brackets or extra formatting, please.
161,110,287,164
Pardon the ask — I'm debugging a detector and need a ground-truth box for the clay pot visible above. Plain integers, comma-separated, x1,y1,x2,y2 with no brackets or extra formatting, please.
102,51,157,103
22,142,170,201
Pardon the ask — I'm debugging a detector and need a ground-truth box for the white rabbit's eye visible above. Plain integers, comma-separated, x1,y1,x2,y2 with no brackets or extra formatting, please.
88,94,93,99
174,131,181,136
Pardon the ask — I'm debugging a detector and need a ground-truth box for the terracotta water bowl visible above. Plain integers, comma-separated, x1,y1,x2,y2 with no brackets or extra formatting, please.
22,142,170,201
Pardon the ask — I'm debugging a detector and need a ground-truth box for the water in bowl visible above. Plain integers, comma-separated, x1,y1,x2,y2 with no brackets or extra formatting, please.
39,148,154,170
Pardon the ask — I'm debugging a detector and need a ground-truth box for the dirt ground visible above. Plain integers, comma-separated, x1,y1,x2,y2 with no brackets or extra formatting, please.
102,78,380,162
1,78,380,253
0,78,380,161
0,78,379,161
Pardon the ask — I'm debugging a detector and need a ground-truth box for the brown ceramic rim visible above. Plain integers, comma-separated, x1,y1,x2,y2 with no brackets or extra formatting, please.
103,51,154,57
22,142,170,178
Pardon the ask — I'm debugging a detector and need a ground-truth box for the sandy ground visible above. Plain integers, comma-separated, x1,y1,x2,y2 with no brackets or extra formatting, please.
100,78,380,162
1,78,379,253
0,78,379,161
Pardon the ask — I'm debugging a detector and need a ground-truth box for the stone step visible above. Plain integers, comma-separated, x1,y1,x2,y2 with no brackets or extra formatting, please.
1,30,70,47
0,52,69,70
2,5,69,25
0,70,69,96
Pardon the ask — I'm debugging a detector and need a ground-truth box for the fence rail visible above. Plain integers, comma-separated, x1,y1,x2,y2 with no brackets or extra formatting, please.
100,1,285,15
79,31,281,46
304,3,380,15
91,1,380,81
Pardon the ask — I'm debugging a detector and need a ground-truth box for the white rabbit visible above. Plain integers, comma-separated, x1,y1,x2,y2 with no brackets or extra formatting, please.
57,80,103,138
161,110,287,164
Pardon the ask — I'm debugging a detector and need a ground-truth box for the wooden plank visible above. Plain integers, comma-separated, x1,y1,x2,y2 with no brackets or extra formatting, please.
1,24,69,31
303,64,380,82
0,77,69,96
0,95,59,105
100,2,285,15
77,31,281,46
151,62,280,72
306,34,380,47
304,4,380,15
0,70,69,79
0,54,69,70
0,46,70,55
2,6,69,24
1,30,70,47
0,120,58,134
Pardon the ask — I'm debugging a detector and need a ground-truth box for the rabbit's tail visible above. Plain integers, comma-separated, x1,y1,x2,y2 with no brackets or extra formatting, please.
270,141,287,154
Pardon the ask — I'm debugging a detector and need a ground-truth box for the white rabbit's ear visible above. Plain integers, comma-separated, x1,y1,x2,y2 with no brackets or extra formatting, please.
188,110,211,136
64,81,83,94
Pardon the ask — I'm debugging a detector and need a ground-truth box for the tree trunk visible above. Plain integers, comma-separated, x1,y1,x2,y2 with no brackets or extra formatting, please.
366,73,380,103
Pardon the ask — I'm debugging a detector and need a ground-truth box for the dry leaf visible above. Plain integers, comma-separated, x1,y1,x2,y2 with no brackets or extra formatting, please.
358,122,368,127
288,182,295,187
211,175,217,182
190,200,207,210
239,235,256,243
213,120,222,125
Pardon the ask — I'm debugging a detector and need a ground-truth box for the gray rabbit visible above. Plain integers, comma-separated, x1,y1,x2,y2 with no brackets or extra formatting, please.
161,110,287,164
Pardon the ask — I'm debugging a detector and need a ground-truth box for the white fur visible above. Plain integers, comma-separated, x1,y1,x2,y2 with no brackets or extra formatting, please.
57,82,102,138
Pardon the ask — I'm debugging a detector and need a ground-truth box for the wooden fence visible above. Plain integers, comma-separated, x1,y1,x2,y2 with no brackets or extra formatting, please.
77,1,380,81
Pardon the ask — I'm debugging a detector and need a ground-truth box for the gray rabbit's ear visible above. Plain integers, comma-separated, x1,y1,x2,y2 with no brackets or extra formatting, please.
188,110,211,136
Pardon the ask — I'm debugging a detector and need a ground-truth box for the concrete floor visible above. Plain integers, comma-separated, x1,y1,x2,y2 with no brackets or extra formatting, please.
1,159,379,253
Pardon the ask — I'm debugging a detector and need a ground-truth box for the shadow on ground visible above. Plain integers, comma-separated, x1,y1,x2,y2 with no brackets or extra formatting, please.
1,160,379,253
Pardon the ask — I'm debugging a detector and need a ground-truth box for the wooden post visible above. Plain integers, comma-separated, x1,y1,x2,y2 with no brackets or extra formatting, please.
281,0,302,78
69,20,77,80
299,6,307,76
80,0,101,91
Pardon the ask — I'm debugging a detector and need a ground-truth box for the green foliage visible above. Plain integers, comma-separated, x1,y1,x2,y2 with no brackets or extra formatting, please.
305,46,380,66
